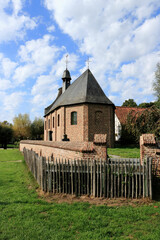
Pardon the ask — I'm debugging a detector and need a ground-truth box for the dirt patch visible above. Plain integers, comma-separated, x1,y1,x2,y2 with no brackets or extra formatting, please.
37,190,153,207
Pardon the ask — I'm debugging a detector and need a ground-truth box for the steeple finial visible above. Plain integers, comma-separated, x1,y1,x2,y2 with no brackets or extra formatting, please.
86,57,91,69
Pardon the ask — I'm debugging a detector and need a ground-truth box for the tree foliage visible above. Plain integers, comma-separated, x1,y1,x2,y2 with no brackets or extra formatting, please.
154,63,160,100
0,121,13,149
13,114,31,141
120,106,160,144
122,99,137,107
30,117,44,140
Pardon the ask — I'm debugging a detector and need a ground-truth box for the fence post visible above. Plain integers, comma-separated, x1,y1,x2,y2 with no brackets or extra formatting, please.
93,160,96,197
149,157,152,199
146,158,149,197
71,159,73,195
74,159,77,196
43,156,47,192
87,159,90,196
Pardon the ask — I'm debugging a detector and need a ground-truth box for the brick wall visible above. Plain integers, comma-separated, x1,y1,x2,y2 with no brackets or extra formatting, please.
140,134,160,175
20,134,107,161
44,103,115,147
88,104,114,147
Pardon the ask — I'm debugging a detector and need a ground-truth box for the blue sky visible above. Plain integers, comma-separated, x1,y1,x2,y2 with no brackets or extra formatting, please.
0,0,160,123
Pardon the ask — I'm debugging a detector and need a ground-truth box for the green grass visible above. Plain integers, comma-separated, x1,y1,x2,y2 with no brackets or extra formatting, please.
1,149,160,239
108,147,140,158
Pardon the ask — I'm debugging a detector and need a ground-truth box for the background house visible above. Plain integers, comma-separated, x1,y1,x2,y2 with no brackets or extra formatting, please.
115,106,146,141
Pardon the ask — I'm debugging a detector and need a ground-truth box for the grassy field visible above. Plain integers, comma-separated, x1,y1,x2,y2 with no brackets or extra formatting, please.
108,147,140,158
0,149,160,239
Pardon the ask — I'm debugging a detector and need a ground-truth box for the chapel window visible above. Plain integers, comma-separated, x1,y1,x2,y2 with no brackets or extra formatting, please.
58,114,60,126
71,111,77,125
53,117,54,128
48,119,50,129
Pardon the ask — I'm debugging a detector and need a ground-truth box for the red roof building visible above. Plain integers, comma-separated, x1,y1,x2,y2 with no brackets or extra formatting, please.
115,106,146,141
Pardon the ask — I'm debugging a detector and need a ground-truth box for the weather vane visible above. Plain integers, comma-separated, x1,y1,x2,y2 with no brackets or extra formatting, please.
86,57,91,69
66,54,69,69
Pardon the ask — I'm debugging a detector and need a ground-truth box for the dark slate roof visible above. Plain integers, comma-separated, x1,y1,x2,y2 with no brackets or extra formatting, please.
44,69,114,116
62,69,71,80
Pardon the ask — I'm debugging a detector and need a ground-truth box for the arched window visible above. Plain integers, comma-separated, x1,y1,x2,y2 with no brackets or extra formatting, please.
71,111,77,125
58,114,60,126
53,117,54,128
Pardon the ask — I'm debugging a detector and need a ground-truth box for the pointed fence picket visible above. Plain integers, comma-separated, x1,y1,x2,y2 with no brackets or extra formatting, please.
23,148,152,199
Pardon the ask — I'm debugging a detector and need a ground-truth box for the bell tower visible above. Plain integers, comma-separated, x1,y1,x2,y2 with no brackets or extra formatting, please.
62,69,71,93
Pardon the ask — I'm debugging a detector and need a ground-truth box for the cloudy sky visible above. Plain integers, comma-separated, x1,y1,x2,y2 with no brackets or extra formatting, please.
0,0,160,122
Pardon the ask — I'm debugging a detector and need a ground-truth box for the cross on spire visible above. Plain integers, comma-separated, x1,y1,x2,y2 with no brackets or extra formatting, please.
65,54,69,69
86,57,91,69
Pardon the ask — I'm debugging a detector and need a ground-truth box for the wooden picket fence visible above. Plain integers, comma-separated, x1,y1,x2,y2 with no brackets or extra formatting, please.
23,148,152,199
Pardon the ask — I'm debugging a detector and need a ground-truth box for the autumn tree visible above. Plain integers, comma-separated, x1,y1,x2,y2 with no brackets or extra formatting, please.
122,99,137,107
13,114,31,141
30,117,44,140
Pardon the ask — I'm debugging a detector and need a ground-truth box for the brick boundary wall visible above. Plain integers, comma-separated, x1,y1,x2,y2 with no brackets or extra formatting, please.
140,134,160,175
20,134,108,161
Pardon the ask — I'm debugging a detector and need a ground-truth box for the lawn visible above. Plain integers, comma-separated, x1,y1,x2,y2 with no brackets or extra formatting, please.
0,149,160,240
108,147,140,158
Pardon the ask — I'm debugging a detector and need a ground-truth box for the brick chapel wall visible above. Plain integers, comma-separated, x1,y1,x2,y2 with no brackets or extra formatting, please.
44,103,115,147
88,104,115,147
44,104,87,142
65,105,84,142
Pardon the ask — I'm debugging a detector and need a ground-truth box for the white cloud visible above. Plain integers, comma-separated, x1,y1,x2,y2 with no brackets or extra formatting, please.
1,58,17,78
13,35,61,84
109,52,160,104
3,91,26,111
47,25,55,32
0,0,37,43
0,79,12,91
44,0,160,105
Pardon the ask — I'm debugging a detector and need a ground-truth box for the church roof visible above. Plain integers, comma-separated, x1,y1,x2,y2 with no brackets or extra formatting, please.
44,69,114,116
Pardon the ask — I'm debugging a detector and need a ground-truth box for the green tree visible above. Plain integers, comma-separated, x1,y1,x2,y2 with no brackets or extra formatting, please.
122,99,137,107
30,117,44,140
154,63,160,100
120,106,160,144
138,102,154,108
0,121,13,149
13,114,31,141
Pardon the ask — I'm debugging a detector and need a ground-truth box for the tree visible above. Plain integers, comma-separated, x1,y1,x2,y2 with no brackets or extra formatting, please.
122,99,137,107
120,106,160,144
30,117,44,140
13,114,31,141
138,102,154,108
154,63,160,100
0,121,13,149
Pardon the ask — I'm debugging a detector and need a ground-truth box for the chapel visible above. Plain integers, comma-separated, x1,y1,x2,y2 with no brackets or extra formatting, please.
44,68,115,147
